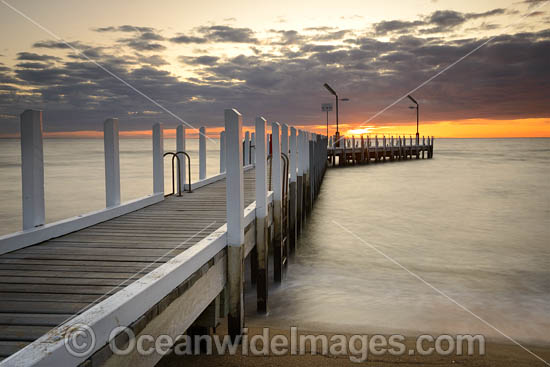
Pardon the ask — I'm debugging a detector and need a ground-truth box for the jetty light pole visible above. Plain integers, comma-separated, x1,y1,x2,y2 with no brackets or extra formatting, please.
407,94,419,142
323,83,349,146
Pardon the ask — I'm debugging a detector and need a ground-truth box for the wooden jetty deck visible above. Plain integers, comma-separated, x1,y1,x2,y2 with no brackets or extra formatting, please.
0,168,257,362
0,110,329,366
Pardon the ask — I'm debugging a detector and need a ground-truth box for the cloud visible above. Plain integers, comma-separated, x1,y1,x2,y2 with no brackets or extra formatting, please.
197,25,259,43
169,34,209,44
118,38,166,51
373,20,426,35
179,55,219,66
16,52,61,62
33,40,89,49
94,25,156,33
1,21,549,134
373,8,507,35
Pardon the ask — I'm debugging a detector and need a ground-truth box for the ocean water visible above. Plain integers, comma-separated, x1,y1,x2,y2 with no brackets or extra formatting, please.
247,138,550,346
1,138,549,346
0,138,220,235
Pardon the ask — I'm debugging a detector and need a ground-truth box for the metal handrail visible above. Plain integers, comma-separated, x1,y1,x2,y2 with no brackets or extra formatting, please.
163,151,192,196
163,152,182,197
175,151,192,193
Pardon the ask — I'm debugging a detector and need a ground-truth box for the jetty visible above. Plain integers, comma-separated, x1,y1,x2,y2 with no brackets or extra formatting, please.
328,134,434,165
0,108,430,366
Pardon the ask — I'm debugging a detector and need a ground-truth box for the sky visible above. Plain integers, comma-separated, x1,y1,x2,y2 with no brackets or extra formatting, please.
0,0,549,138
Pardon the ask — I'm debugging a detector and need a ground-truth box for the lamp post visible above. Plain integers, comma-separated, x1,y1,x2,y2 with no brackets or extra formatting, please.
323,83,349,147
407,94,419,143
321,103,333,137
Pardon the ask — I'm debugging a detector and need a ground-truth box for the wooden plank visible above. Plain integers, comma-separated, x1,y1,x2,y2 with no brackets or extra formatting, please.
0,277,128,286
0,284,120,295
0,293,102,303
0,259,159,268
0,301,91,314
0,326,54,341
0,270,148,279
0,313,71,326
0,341,30,357
0,254,172,262
0,264,149,273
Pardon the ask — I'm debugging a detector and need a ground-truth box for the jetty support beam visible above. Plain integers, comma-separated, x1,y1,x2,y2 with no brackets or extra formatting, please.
289,127,298,254
271,122,283,283
255,116,268,313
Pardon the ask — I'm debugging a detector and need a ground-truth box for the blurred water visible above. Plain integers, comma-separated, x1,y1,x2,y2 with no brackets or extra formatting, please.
0,138,220,235
248,138,550,346
1,138,549,345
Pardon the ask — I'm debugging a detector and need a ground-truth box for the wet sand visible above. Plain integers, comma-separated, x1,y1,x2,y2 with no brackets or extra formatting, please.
157,325,550,367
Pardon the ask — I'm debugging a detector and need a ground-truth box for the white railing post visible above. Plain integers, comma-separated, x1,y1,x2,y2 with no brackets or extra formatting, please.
244,131,250,166
281,124,289,157
219,130,226,173
199,126,206,180
152,123,164,194
254,116,268,312
20,110,45,230
272,122,283,282
289,127,297,252
251,132,256,164
104,118,121,207
224,109,245,339
176,124,186,188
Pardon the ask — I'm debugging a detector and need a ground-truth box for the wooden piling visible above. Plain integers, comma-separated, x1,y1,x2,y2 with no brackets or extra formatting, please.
296,130,304,236
289,127,298,254
422,136,426,159
20,110,45,230
271,122,283,283
254,117,268,313
360,135,365,163
224,109,245,339
375,135,379,162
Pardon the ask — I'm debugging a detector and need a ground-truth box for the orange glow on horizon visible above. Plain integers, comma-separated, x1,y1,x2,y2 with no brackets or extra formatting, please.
0,118,548,139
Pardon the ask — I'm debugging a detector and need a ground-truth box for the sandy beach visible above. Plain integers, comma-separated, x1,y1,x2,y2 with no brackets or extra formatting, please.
157,324,550,367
